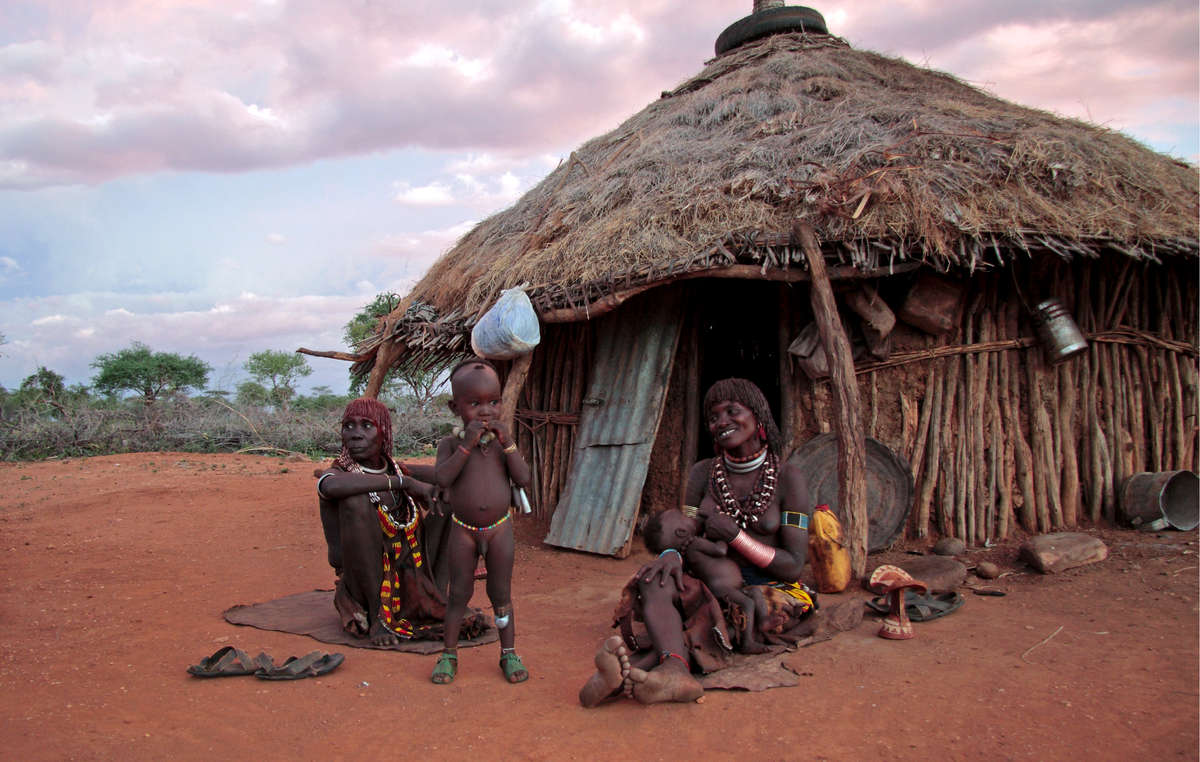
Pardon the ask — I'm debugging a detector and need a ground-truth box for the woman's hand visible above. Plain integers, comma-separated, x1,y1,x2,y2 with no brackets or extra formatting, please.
635,551,686,592
704,512,740,543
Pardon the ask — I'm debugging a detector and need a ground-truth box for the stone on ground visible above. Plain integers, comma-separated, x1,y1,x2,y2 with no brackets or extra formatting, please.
1020,532,1108,574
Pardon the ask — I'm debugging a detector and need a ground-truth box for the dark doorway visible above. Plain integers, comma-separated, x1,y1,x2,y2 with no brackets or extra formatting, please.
692,279,785,458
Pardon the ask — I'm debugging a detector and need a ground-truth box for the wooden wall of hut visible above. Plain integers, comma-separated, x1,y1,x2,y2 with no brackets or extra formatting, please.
787,256,1198,544
512,321,595,522
507,255,1196,547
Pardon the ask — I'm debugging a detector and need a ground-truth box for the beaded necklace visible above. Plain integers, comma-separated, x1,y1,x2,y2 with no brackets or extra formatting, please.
709,451,778,529
340,456,414,527
723,446,768,474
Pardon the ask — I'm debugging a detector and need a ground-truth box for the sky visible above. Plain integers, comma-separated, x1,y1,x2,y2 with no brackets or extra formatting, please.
0,0,1196,396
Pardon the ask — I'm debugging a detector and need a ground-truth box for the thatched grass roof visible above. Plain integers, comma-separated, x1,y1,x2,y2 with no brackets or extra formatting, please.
352,30,1197,375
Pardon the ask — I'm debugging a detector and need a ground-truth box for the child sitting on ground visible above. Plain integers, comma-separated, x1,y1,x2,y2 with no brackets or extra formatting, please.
643,508,770,654
430,358,533,684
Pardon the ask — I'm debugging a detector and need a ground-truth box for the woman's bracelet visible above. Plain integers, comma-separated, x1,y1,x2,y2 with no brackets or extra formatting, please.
657,548,681,560
316,472,334,499
728,531,777,568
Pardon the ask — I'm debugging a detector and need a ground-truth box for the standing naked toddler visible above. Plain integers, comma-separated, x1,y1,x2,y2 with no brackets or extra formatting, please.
431,358,533,684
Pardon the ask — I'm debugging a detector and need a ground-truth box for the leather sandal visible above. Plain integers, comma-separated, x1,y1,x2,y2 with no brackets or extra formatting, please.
186,646,272,678
255,651,345,680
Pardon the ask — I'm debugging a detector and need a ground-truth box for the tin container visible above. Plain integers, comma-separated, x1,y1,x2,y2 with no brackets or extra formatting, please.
1119,470,1199,531
1032,298,1087,363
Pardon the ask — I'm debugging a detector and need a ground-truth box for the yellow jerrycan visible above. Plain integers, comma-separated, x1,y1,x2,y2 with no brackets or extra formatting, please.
808,504,852,593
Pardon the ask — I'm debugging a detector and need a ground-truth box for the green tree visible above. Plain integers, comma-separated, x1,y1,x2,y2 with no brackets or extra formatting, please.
244,350,312,410
16,366,70,416
345,292,403,397
293,385,347,412
386,365,448,413
343,292,401,348
343,292,449,404
20,366,66,400
90,342,210,405
236,380,271,408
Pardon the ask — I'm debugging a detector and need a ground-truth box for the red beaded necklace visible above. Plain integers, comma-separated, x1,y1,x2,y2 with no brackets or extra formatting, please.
709,452,778,529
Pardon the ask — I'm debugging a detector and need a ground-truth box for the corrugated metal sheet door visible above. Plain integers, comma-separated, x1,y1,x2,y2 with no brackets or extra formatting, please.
544,287,684,556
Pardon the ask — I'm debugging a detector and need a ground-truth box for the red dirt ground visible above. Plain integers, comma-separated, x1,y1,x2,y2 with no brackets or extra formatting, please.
1,452,1196,760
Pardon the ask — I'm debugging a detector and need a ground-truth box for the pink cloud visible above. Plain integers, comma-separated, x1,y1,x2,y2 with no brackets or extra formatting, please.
0,0,1194,188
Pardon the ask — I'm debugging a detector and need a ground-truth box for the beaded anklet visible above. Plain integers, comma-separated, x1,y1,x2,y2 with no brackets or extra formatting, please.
659,651,689,668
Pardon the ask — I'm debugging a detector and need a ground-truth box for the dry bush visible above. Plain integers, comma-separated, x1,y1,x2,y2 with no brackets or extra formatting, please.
0,395,455,461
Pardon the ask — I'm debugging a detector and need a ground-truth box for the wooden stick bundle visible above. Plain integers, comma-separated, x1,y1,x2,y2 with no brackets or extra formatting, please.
908,365,937,538
1005,306,1037,531
914,359,945,537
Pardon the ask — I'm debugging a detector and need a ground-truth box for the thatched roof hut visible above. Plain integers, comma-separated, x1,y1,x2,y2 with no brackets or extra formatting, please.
305,4,1198,561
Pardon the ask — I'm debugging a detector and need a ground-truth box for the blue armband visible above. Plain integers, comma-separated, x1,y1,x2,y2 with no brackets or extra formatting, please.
658,548,682,559
782,511,809,530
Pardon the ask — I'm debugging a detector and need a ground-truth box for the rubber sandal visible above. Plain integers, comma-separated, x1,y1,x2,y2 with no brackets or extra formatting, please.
907,591,964,621
187,646,272,678
500,652,529,684
866,590,965,621
431,652,457,684
255,651,345,680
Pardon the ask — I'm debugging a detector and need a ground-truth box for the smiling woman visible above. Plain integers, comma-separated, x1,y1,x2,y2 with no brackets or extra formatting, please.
579,377,819,707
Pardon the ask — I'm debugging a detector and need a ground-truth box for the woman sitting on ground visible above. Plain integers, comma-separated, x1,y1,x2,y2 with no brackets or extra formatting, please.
580,377,818,706
317,397,485,646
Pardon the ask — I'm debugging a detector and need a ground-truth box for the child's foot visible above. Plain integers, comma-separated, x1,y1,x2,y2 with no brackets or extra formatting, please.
629,658,703,704
431,651,457,684
579,635,630,707
499,650,529,683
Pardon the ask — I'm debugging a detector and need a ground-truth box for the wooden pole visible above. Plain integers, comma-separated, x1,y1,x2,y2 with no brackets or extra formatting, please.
797,223,868,575
962,306,977,542
778,284,797,455
938,353,962,536
988,313,1008,540
364,336,404,398
683,310,701,480
915,360,945,538
500,352,534,437
1058,360,1080,527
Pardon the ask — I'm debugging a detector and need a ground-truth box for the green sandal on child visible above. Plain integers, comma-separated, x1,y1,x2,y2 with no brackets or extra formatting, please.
500,650,528,683
431,652,457,684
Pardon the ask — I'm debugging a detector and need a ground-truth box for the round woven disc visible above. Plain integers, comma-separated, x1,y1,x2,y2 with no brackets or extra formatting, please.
788,433,914,552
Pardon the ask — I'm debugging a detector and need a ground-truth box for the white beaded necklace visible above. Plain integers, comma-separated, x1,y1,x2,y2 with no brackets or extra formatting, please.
723,448,768,474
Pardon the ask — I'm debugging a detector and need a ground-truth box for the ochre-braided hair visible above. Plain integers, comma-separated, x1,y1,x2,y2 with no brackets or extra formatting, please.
335,397,393,468
702,377,782,457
